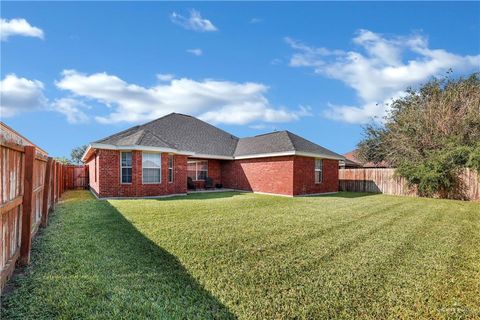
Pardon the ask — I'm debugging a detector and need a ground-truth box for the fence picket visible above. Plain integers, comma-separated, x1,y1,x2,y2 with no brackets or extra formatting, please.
1,125,89,292
339,168,479,200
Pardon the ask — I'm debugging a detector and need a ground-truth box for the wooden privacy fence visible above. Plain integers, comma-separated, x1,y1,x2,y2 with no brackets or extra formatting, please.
64,165,89,190
339,168,480,200
1,138,89,293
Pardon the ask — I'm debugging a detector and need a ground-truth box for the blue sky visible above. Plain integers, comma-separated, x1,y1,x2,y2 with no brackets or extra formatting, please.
1,2,479,158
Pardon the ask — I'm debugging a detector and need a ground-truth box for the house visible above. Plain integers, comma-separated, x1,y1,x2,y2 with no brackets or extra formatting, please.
340,150,390,168
82,113,344,197
339,157,363,169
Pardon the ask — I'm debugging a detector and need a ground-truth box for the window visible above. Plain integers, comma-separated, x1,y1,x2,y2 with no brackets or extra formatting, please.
315,159,323,183
142,152,161,184
168,155,174,183
187,160,208,181
121,152,132,183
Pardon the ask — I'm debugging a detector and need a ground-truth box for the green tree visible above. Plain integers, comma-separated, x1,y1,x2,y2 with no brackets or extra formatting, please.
71,145,88,164
54,157,71,165
358,73,480,198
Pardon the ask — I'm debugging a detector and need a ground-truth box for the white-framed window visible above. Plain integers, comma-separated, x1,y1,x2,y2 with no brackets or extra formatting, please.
142,152,161,184
187,160,208,181
121,152,132,184
168,155,174,183
315,159,323,184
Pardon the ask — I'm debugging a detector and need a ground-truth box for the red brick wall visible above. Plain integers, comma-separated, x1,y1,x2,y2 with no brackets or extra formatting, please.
96,149,187,197
221,156,295,196
293,157,339,195
92,149,339,197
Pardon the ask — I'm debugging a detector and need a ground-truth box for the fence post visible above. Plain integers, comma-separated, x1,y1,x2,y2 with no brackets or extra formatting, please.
19,146,35,266
51,161,56,208
61,165,64,195
55,162,59,202
41,157,53,228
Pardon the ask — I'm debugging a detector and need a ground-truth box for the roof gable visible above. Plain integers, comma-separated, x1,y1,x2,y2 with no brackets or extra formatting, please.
234,131,294,156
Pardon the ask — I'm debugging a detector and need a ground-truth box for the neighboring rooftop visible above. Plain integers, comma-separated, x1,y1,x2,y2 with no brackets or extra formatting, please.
343,150,390,168
90,113,344,160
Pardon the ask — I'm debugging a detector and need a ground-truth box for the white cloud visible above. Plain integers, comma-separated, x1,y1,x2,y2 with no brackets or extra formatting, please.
50,98,90,124
187,48,203,56
249,18,262,24
156,73,175,81
0,74,47,117
55,69,309,125
287,30,480,123
1,18,44,41
270,58,282,65
170,9,218,32
201,105,311,125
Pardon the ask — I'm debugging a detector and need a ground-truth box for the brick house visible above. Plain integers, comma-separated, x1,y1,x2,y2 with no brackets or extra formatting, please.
82,113,344,197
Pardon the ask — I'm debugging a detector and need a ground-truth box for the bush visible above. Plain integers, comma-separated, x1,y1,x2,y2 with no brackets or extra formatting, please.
358,73,480,198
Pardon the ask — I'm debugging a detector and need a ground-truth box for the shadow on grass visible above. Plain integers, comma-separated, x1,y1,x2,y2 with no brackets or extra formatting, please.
1,192,236,319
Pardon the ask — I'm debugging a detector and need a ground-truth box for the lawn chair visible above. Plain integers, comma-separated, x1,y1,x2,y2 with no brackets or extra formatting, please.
187,177,196,190
205,177,214,189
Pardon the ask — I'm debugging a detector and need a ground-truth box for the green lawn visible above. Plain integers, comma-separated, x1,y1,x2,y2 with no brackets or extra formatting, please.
2,191,479,319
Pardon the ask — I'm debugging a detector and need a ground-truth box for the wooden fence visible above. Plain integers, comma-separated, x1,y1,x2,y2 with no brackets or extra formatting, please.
64,165,89,190
339,168,480,200
1,138,89,292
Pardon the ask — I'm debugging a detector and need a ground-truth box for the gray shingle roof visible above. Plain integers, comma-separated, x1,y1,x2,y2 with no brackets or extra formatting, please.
234,131,294,156
96,113,238,157
93,113,343,160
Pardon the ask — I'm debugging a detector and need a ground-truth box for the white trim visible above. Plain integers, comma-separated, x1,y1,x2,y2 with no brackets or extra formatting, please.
81,145,92,162
234,151,344,161
142,152,162,184
295,151,344,161
90,143,191,155
82,143,345,162
233,151,295,160
315,158,323,184
187,159,208,181
190,153,234,160
168,154,174,183
120,151,133,184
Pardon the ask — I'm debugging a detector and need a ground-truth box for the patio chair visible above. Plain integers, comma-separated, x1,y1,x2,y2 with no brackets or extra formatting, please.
187,177,196,190
205,177,214,189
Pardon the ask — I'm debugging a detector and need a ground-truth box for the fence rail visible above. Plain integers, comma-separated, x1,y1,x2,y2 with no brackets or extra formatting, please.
64,165,89,190
339,168,480,200
1,135,89,292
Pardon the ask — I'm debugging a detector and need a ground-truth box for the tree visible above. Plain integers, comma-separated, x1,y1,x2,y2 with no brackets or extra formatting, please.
54,157,71,165
357,73,480,198
71,145,88,164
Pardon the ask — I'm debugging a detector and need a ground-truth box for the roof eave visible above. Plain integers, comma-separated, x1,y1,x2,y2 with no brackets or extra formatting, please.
81,144,345,162
81,145,94,162
90,142,192,155
234,151,345,161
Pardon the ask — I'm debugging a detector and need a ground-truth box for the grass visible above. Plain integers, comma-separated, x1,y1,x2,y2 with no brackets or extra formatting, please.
1,191,479,319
